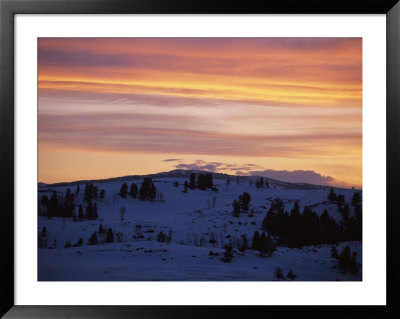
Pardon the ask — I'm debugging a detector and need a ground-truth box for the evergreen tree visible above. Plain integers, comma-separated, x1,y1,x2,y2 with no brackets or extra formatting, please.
66,188,72,202
351,192,361,207
197,174,207,190
129,183,138,199
84,183,97,201
274,267,285,280
47,191,58,217
41,226,47,237
239,234,249,252
40,195,49,207
241,192,251,211
183,181,189,193
189,173,197,189
349,252,359,275
64,240,72,248
258,232,275,257
76,238,83,247
86,201,97,220
78,204,84,219
119,182,128,198
150,183,156,200
157,231,166,242
336,194,345,209
221,245,233,263
338,246,351,273
88,232,98,245
354,204,362,240
99,189,105,200
206,174,213,188
331,245,338,259
232,200,241,217
105,228,114,243
94,203,98,219
287,270,297,280
139,177,156,201
328,188,337,201
251,231,260,250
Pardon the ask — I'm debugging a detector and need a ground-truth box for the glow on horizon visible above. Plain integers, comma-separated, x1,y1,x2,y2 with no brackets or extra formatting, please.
38,38,362,188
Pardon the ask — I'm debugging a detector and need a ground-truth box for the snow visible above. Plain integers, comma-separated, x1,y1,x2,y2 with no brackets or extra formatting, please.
38,175,362,281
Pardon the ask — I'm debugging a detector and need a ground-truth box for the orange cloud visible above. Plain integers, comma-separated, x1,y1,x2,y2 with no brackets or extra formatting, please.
38,38,362,186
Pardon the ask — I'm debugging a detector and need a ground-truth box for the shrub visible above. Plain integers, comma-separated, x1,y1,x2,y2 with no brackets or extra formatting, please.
221,245,233,263
64,240,72,248
287,270,297,280
157,231,166,243
88,232,98,245
274,267,285,281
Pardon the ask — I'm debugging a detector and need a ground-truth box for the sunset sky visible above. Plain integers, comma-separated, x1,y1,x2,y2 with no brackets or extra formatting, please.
38,38,362,188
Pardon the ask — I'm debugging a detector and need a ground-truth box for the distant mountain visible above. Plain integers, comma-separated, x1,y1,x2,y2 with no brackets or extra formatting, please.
38,169,347,190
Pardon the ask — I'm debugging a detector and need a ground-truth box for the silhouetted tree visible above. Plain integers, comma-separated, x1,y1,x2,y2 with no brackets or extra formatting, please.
128,183,137,199
349,252,360,275
183,181,189,193
139,177,156,201
76,238,83,247
352,192,361,207
338,246,351,273
239,234,249,252
189,173,196,189
331,245,339,259
84,183,97,201
119,183,128,198
99,189,105,200
47,191,58,217
86,201,98,220
105,228,114,243
150,183,156,200
241,192,251,211
157,231,166,243
274,267,285,280
221,244,233,263
251,231,260,250
258,232,276,257
78,204,84,219
328,188,337,201
232,200,241,217
287,270,297,280
88,232,98,245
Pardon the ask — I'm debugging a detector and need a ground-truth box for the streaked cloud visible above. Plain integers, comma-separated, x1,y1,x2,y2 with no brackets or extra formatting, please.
174,160,262,173
38,38,362,187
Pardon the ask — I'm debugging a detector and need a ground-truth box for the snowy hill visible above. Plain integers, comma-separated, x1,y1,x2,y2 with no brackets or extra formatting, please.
38,171,362,281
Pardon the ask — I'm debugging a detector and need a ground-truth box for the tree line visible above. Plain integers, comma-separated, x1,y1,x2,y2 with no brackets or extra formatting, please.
262,193,362,248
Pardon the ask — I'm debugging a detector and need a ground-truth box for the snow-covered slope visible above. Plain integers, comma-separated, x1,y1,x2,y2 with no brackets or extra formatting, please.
38,173,362,281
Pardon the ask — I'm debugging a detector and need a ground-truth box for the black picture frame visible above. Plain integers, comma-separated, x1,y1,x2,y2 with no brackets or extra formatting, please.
1,0,399,318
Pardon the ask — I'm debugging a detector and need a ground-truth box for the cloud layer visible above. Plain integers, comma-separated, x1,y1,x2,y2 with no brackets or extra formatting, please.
38,38,362,186
251,169,335,186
